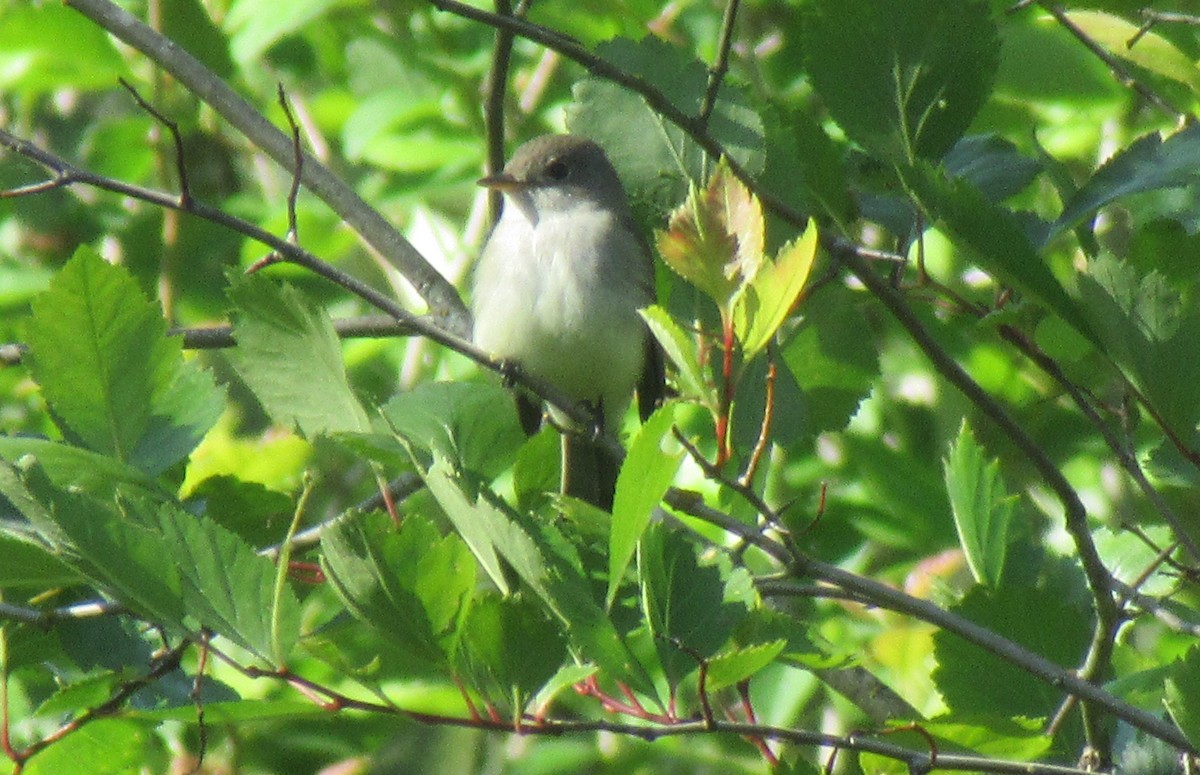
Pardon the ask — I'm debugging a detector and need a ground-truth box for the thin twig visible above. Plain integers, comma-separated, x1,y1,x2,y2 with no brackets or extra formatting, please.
1038,2,1185,120
699,0,741,125
119,77,192,207
276,83,303,244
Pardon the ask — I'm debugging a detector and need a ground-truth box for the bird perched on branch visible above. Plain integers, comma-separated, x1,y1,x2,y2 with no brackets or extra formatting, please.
472,134,664,509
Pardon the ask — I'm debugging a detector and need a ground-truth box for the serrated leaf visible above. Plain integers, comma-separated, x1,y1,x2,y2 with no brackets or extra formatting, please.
608,402,683,607
656,159,762,311
800,0,998,161
1056,124,1200,236
933,585,1089,717
321,511,475,674
227,274,370,437
1068,11,1200,95
0,437,166,501
25,248,223,474
1,456,297,663
733,219,818,358
457,593,567,714
780,284,881,439
943,421,1015,588
1079,254,1200,434
153,499,300,663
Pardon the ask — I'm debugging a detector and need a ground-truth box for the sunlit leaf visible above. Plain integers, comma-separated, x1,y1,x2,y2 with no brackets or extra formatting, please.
608,402,683,607
733,219,818,357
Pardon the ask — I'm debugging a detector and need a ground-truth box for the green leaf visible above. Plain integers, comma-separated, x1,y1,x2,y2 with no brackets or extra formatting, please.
639,525,750,688
944,134,1042,203
381,381,525,479
22,719,154,775
898,162,1096,344
943,421,1016,588
800,0,999,161
608,402,684,607
1056,124,1200,236
1,456,297,663
422,457,657,700
227,274,370,437
760,104,856,230
1079,253,1200,434
0,4,129,95
1066,11,1200,96
162,0,234,78
733,219,818,358
0,532,79,589
921,716,1052,761
457,592,567,714
0,438,166,501
225,0,350,65
640,305,714,409
705,639,787,691
933,585,1090,718
780,284,881,438
321,511,475,674
1165,645,1200,747
25,248,223,474
568,36,764,211
153,499,301,664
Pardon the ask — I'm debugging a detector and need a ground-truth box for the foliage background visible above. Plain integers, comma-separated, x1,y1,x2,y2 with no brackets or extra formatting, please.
1,0,1200,773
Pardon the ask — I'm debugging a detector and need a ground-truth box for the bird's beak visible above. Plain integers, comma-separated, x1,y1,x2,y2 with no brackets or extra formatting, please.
477,172,523,191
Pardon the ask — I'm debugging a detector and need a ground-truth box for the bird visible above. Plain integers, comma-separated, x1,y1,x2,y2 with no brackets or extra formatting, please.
471,134,664,509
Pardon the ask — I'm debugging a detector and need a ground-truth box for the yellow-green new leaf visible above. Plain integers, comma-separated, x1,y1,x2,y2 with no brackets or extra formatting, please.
733,219,818,358
655,158,764,311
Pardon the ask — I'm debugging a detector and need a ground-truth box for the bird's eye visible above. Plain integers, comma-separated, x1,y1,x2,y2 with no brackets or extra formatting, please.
544,160,570,181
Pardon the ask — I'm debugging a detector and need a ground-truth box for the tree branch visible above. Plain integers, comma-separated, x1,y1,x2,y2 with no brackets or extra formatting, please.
63,0,470,335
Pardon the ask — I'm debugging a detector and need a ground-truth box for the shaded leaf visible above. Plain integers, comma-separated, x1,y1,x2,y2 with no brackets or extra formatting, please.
321,511,475,674
780,284,880,438
933,585,1090,717
640,305,714,409
568,36,765,212
1165,645,1200,747
898,162,1095,343
801,0,999,160
640,524,749,688
423,456,657,700
457,592,567,714
1056,124,1200,236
